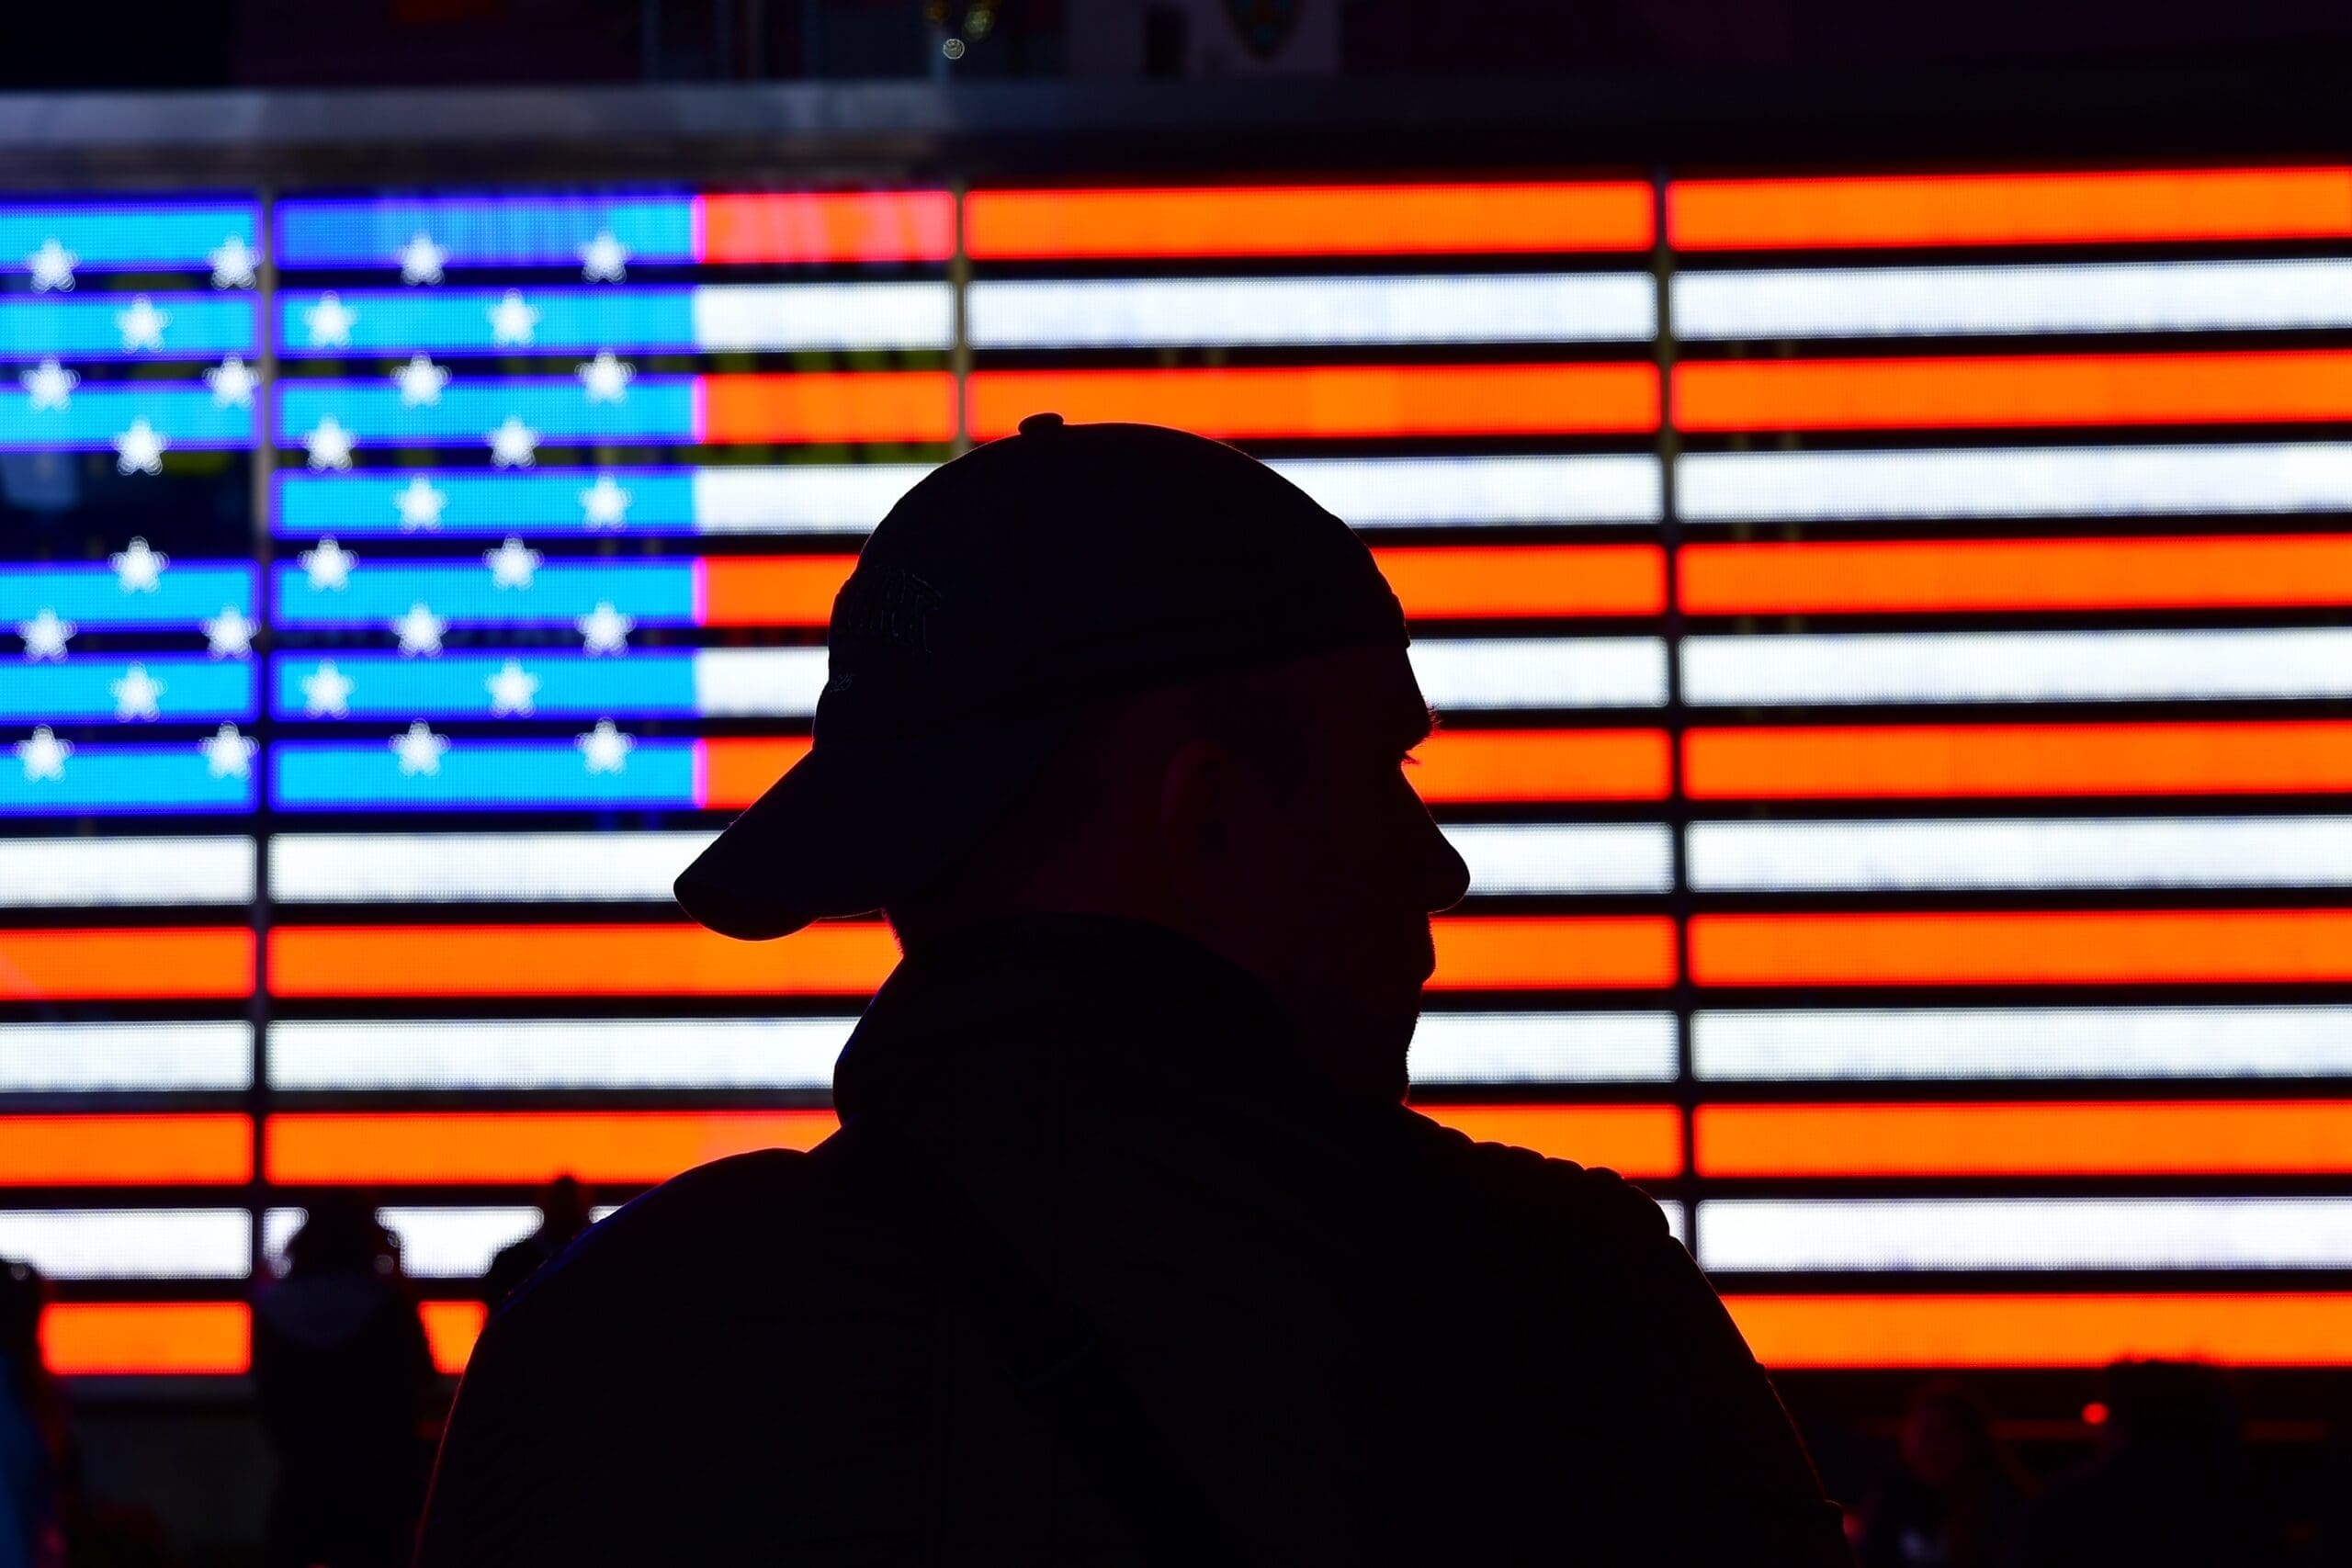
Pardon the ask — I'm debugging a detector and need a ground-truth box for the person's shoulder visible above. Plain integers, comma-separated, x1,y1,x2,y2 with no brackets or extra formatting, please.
1385,1103,1676,1248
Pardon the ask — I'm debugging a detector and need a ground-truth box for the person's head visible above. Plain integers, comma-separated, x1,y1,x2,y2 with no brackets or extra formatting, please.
286,1191,396,1278
675,415,1470,1097
540,1175,593,1238
0,1258,46,1373
1898,1379,2007,1492
888,644,1467,1093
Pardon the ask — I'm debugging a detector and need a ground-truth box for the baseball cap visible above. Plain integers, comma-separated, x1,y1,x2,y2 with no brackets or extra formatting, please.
673,413,1407,941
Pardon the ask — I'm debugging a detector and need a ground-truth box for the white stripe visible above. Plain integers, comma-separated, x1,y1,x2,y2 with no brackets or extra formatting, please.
0,836,254,908
263,1206,544,1280
272,831,715,903
0,1210,250,1280
1675,258,2352,341
1693,1005,2352,1080
967,274,1656,348
1679,444,2352,523
1689,816,2352,892
690,283,953,351
1699,1198,2352,1272
691,647,831,716
0,1022,251,1092
1659,1200,1686,1246
1413,637,1667,711
267,1017,852,1091
1270,455,1661,527
1446,823,1674,895
1408,1010,1679,1083
690,465,934,535
1681,627,2352,706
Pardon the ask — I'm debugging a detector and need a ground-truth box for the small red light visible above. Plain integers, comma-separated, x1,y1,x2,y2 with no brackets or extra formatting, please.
2082,1401,2110,1426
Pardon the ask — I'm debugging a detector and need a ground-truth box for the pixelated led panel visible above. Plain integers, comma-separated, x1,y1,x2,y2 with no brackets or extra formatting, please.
1665,163,2352,1371
22,168,2352,1378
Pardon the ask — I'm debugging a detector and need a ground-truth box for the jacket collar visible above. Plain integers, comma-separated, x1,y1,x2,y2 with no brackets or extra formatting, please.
831,913,1313,1124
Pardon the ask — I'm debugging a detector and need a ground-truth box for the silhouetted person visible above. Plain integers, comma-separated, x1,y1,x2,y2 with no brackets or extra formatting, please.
418,415,1847,1563
0,1261,63,1568
254,1195,435,1568
479,1177,594,1307
2006,1359,2279,1568
1860,1380,2029,1568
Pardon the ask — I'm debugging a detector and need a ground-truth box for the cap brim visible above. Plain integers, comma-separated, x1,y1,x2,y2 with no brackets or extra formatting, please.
674,715,1069,942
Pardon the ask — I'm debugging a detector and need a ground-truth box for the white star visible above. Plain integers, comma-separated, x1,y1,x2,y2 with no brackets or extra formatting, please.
208,234,257,290
299,537,356,592
202,605,255,659
304,292,357,349
300,660,355,716
576,601,634,656
487,415,539,468
304,415,356,470
111,662,165,720
487,290,540,347
393,476,447,533
577,351,635,404
27,239,75,293
576,718,635,774
203,355,259,409
112,418,167,477
483,536,540,590
115,295,169,352
17,608,73,660
398,231,447,286
485,659,541,716
20,358,76,411
578,475,631,530
579,230,629,283
14,726,70,781
198,723,257,780
109,536,168,592
393,354,449,408
392,602,446,658
390,721,448,777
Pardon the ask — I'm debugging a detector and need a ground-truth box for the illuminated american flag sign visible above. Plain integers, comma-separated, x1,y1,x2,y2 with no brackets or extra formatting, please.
10,169,2352,1377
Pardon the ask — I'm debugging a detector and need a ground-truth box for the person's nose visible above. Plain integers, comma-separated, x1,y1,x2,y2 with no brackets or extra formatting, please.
1419,809,1472,912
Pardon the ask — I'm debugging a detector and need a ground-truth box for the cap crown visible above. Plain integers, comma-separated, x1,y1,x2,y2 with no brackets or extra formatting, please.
819,419,1406,742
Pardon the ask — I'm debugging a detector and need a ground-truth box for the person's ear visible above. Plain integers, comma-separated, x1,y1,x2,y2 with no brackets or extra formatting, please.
1158,736,1247,917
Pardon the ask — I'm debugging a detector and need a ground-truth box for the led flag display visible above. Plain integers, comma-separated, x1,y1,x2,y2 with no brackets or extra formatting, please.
9,167,2352,1376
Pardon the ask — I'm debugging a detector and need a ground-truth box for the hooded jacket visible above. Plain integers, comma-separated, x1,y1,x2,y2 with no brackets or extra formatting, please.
416,914,1847,1565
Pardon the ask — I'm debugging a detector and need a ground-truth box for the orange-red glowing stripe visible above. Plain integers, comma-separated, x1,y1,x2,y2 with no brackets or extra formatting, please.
1668,167,2352,251
1690,908,2352,987
266,1110,840,1185
697,546,1666,626
268,922,900,998
1414,728,1672,803
698,191,956,264
965,183,1656,259
43,1303,250,1376
1677,350,2352,433
1430,916,1678,990
1374,545,1667,618
1679,535,2352,615
1417,1104,1684,1178
1683,721,2352,799
700,371,958,444
423,1300,487,1375
0,1115,251,1185
702,737,812,810
1695,1101,2352,1178
966,365,1660,441
0,928,253,1001
699,557,854,626
1727,1293,2352,1370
